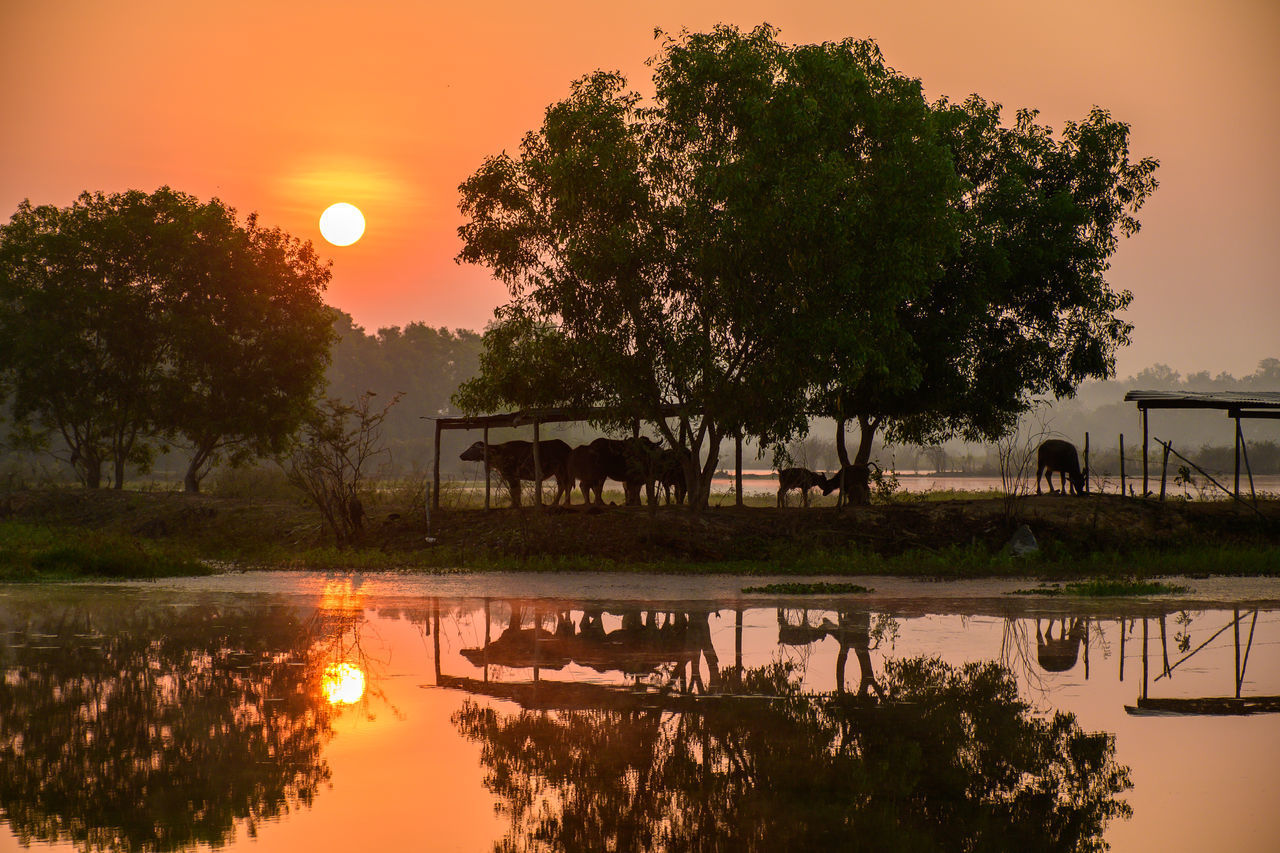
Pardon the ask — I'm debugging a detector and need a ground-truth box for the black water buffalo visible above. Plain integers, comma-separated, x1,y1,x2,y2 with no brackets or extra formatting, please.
580,436,662,506
459,439,572,507
776,467,830,507
1036,439,1086,495
827,464,870,507
566,444,606,505
654,447,692,505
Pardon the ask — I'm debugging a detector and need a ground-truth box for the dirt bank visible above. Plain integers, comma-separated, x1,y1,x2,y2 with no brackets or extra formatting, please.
3,488,1278,571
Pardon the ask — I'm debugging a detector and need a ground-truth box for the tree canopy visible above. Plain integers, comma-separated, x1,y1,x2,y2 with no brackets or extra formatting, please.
0,188,333,490
455,25,1158,508
457,25,961,507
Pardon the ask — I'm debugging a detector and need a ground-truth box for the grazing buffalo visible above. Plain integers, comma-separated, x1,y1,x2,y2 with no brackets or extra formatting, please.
776,467,829,507
1036,439,1086,495
827,464,870,507
654,447,692,505
566,444,606,505
459,439,572,507
589,436,663,505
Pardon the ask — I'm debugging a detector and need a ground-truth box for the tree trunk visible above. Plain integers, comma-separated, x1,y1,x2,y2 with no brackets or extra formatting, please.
184,444,214,494
112,456,126,490
854,415,879,467
835,417,852,468
81,453,103,489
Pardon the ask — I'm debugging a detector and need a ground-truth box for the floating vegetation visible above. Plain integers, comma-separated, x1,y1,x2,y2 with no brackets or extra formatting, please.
742,582,872,595
1008,578,1190,597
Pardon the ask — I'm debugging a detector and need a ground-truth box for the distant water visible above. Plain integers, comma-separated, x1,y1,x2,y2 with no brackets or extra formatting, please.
714,470,1280,498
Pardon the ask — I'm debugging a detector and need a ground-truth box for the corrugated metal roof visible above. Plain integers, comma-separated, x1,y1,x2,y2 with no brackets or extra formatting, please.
1123,390,1280,410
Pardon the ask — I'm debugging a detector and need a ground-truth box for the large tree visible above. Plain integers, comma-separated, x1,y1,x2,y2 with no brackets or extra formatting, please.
457,26,959,508
819,97,1159,477
0,188,333,490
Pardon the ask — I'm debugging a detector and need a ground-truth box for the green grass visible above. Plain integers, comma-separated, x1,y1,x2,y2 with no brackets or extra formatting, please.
742,582,872,594
0,521,211,581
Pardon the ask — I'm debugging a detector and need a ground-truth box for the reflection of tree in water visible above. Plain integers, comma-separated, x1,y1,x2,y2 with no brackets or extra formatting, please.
455,656,1131,852
0,595,337,852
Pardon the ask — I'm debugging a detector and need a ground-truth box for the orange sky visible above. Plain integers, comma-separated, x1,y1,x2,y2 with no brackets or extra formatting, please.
2,0,1277,378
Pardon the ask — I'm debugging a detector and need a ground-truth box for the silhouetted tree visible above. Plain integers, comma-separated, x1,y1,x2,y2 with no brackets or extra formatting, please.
819,98,1159,480
457,25,958,508
284,390,402,547
0,188,332,490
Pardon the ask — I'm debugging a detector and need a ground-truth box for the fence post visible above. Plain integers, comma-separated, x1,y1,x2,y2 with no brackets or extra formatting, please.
1084,432,1090,494
1159,440,1171,501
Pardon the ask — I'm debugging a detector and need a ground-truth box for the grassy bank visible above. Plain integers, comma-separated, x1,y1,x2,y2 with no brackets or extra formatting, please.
1,486,1278,581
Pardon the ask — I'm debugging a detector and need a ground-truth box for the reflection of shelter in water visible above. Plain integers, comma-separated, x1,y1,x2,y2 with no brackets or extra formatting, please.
453,601,724,698
1128,608,1280,716
440,600,739,711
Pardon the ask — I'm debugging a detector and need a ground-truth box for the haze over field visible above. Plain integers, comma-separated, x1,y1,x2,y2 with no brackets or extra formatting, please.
2,0,1277,377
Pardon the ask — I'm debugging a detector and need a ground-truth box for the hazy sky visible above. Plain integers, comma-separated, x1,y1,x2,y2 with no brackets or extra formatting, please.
3,0,1276,378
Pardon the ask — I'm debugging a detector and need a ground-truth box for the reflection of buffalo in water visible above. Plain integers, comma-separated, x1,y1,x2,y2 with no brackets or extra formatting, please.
460,606,719,685
459,439,572,507
1037,618,1088,672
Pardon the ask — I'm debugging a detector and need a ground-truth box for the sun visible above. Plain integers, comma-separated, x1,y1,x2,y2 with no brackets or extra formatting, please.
319,202,365,246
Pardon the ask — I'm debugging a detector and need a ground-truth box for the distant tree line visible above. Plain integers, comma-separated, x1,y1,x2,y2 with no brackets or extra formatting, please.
452,25,1159,509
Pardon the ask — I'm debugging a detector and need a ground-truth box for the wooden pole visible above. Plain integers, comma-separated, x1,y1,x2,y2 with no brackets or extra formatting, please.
735,434,743,507
1158,440,1171,501
1141,406,1149,497
1083,431,1090,494
432,598,441,685
1235,415,1241,498
533,419,543,510
483,426,491,510
1241,420,1257,499
1141,617,1149,701
432,419,442,513
1119,619,1126,682
1119,434,1126,497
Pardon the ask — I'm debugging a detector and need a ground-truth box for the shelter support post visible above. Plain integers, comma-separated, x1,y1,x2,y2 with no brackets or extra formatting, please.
483,426,491,510
533,419,543,510
735,434,743,507
1083,432,1090,493
432,419,442,513
1234,415,1242,499
1141,407,1149,497
1119,434,1126,497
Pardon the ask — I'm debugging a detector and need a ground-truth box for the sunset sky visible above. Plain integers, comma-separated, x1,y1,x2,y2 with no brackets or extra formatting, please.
3,0,1276,378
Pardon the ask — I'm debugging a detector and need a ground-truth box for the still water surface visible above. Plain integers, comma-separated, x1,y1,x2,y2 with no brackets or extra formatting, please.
2,573,1278,852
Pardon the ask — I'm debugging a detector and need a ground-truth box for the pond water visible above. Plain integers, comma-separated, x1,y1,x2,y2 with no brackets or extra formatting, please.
2,573,1279,852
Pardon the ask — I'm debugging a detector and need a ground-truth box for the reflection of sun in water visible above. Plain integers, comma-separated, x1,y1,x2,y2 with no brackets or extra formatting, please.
322,662,366,705
318,202,365,246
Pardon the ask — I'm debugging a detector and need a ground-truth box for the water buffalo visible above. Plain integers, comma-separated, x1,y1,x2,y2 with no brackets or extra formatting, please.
654,447,692,505
776,467,829,507
566,444,606,505
826,464,870,507
1036,439,1086,495
588,436,663,505
459,439,572,507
